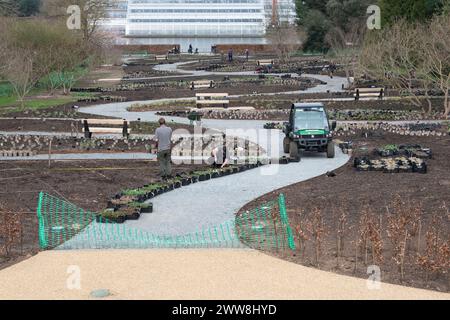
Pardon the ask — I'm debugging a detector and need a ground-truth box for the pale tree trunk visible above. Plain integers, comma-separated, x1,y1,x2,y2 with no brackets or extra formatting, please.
444,89,449,118
444,73,450,118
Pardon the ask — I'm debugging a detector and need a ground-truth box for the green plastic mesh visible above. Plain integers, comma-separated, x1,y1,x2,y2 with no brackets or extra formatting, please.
36,192,296,251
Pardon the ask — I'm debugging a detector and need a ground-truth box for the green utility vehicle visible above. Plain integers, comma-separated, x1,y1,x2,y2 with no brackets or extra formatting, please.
283,103,337,161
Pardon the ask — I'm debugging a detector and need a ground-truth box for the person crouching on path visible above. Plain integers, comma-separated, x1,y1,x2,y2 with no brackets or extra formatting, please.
210,145,230,168
208,135,230,169
155,118,173,180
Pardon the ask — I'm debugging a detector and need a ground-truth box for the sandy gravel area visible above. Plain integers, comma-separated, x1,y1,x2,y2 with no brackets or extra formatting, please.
0,249,448,300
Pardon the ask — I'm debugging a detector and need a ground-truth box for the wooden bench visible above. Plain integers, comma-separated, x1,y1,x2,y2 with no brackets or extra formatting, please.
81,119,130,139
155,55,168,61
195,93,229,109
257,59,274,66
191,80,215,90
354,87,385,100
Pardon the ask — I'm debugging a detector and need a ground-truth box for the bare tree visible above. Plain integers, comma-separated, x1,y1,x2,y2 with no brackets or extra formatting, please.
0,204,23,258
359,18,449,117
4,51,36,104
267,21,305,64
326,18,366,86
43,0,111,42
0,0,18,16
0,19,92,103
421,14,450,118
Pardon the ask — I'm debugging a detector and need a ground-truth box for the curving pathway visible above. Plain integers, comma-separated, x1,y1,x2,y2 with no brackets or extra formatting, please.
135,61,349,94
76,65,350,238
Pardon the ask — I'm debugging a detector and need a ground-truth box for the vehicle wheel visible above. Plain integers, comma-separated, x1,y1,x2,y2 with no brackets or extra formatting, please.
327,141,335,158
290,141,300,161
283,137,290,154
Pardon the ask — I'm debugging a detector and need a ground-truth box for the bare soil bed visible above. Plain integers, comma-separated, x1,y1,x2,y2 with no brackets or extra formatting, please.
0,118,206,135
238,132,450,293
3,101,107,119
179,56,335,74
0,159,209,270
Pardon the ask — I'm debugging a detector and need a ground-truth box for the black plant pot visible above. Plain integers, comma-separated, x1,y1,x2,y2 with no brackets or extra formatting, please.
211,172,220,179
174,181,182,188
191,176,199,183
199,174,209,181
96,215,126,224
181,178,191,186
279,157,289,165
126,212,141,221
412,163,427,174
232,167,239,173
106,201,116,209
383,167,398,174
140,204,153,214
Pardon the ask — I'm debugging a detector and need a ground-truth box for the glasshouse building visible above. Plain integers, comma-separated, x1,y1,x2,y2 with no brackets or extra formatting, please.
125,0,267,37
102,0,296,37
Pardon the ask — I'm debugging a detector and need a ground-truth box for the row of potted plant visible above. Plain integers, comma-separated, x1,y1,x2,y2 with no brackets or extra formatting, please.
354,156,428,174
376,144,432,159
98,161,269,224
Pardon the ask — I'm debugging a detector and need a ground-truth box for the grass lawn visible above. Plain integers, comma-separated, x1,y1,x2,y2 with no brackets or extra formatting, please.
0,96,79,115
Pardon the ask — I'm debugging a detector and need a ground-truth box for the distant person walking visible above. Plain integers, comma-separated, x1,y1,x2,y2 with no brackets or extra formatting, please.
155,118,173,180
245,49,249,61
228,48,233,62
188,44,193,54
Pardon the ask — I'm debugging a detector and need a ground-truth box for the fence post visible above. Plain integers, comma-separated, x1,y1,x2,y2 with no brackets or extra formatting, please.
278,194,296,250
36,192,48,249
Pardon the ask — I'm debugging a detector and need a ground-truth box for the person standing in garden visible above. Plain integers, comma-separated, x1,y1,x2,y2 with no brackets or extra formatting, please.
228,48,233,62
155,118,173,180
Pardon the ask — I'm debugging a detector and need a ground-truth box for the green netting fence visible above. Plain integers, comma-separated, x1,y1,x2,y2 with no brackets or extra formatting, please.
36,192,296,251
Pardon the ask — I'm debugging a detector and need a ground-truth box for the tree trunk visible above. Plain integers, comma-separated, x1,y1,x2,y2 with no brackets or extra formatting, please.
444,89,449,118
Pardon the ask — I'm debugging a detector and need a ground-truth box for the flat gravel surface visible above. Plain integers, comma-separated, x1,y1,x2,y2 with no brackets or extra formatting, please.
0,249,448,300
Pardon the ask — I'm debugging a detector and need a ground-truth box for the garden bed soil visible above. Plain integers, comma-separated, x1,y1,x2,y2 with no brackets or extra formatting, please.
0,159,210,270
238,132,450,293
130,93,445,116
2,101,108,119
178,56,336,74
0,119,209,135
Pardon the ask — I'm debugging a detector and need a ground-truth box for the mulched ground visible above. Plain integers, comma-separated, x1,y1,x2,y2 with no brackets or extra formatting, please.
3,101,106,119
238,132,450,293
0,119,206,135
0,159,209,270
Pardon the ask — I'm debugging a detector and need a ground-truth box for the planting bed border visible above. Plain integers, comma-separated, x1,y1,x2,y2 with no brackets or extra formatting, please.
101,160,272,223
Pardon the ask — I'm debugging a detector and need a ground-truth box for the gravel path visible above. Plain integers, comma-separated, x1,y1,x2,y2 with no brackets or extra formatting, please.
126,152,349,236
70,69,351,244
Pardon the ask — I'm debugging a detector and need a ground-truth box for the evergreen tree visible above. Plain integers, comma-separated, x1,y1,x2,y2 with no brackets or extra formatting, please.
379,0,446,25
18,0,40,17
